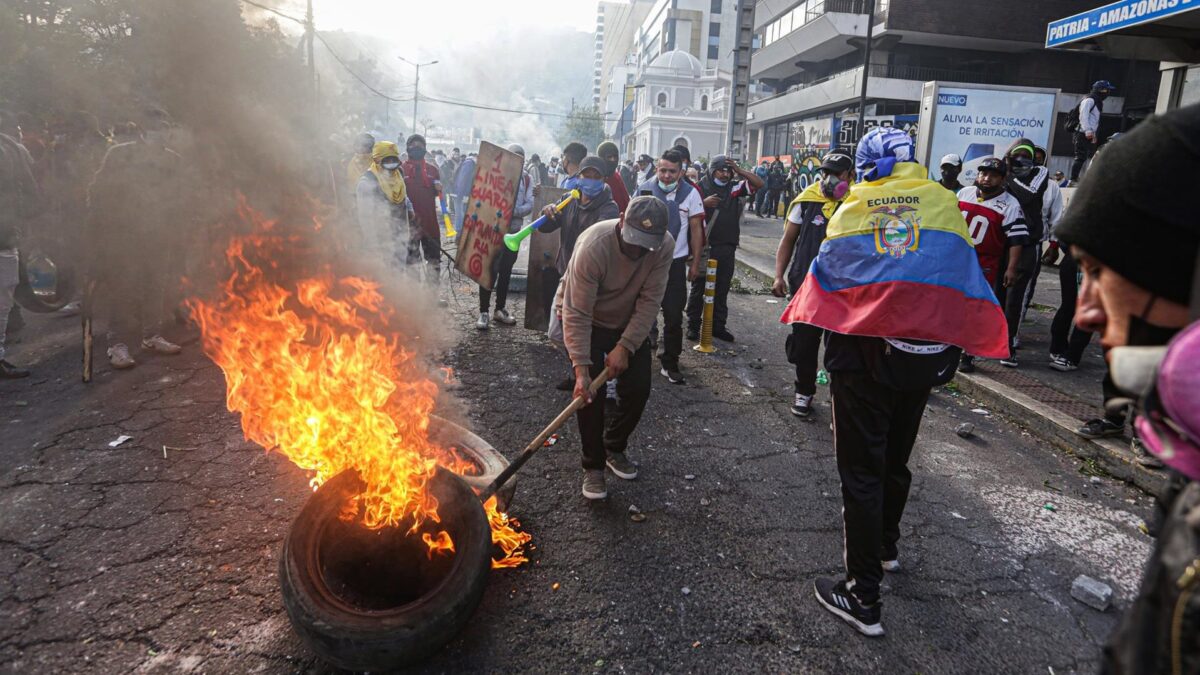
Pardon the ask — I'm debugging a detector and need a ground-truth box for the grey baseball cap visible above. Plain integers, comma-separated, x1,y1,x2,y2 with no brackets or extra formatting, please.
621,196,669,251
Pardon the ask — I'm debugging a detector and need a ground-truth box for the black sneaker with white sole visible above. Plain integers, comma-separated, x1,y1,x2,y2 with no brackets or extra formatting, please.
1077,418,1124,439
813,577,883,637
791,393,813,417
660,366,686,385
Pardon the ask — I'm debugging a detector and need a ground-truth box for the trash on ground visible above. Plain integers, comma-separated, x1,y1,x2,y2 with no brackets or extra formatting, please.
970,408,989,415
684,474,696,481
1070,574,1113,611
1042,503,1058,512
681,586,691,595
630,513,647,523
543,434,560,448
551,582,560,591
700,498,711,506
108,435,133,448
951,511,967,520
955,423,975,438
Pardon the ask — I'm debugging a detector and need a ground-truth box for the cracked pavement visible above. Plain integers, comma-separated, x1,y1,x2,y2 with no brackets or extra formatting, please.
0,277,1156,673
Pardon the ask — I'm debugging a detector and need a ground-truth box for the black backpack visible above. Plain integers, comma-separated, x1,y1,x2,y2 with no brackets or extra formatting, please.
1066,95,1103,133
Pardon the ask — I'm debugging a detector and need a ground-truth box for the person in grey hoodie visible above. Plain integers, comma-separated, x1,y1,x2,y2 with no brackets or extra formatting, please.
540,155,621,389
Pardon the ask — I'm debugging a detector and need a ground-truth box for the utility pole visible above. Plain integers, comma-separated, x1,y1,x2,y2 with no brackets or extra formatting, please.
855,0,876,144
725,0,754,161
399,56,438,137
305,0,316,103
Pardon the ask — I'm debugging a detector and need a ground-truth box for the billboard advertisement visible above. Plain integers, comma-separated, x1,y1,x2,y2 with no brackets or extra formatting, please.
921,84,1058,187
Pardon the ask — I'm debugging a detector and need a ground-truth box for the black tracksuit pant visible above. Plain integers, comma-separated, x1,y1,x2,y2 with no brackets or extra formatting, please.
1049,251,1094,365
831,370,931,604
659,258,687,370
1071,131,1096,181
576,326,652,470
686,243,736,334
786,322,823,396
997,245,1038,354
479,247,518,313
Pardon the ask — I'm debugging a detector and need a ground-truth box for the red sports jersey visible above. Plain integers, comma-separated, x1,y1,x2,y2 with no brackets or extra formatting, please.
959,200,1007,285
957,187,1029,286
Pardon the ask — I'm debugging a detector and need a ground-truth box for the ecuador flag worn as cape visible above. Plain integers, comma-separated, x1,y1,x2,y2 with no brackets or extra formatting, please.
780,162,1009,359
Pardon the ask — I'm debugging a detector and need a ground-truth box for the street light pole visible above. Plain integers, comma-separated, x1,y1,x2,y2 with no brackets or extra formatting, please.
856,0,877,144
398,56,438,137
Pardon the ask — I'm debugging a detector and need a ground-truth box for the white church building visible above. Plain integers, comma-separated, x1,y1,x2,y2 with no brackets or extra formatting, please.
630,50,731,162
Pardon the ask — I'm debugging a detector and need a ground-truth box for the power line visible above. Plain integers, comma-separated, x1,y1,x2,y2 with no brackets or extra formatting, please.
239,0,411,103
237,0,601,120
418,93,608,120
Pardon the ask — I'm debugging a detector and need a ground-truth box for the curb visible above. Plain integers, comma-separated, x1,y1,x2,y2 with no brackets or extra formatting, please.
734,258,773,289
954,371,1169,498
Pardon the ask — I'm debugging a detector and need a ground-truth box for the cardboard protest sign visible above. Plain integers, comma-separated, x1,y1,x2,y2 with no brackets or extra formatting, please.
524,186,567,332
455,141,524,290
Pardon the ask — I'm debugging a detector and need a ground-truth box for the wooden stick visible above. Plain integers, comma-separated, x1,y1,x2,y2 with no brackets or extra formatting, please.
478,367,610,502
81,279,97,383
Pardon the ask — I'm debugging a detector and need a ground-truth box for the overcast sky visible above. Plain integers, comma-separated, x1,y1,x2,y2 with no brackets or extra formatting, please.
302,0,597,43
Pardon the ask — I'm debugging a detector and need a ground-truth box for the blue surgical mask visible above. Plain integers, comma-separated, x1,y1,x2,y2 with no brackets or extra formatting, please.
579,177,605,198
562,176,581,191
657,179,677,192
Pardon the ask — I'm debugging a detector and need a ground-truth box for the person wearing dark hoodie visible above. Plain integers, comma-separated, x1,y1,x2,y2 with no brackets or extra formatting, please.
596,141,630,213
541,155,621,390
401,134,443,285
771,151,853,417
1050,102,1200,674
687,155,763,343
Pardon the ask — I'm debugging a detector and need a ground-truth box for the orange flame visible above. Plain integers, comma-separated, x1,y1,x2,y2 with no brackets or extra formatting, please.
486,496,533,569
421,530,456,558
189,200,530,566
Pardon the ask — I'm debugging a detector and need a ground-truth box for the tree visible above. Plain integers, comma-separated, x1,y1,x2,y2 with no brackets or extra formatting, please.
556,106,604,152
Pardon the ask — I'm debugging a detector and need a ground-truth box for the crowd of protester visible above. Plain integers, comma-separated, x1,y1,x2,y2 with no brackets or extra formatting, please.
3,86,1199,669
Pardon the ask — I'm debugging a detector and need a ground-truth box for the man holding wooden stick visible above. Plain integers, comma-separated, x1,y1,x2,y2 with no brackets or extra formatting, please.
560,196,673,500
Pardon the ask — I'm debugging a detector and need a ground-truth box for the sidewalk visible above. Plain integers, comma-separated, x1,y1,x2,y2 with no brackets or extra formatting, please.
737,212,1170,496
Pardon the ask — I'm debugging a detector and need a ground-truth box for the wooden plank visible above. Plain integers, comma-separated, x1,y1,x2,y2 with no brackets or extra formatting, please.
454,141,523,290
524,186,567,332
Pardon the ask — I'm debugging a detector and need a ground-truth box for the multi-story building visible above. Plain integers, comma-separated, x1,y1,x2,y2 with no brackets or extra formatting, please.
597,0,656,136
635,0,740,72
746,0,1161,169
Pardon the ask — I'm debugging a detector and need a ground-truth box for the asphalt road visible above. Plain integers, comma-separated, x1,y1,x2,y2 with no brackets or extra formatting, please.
0,276,1155,674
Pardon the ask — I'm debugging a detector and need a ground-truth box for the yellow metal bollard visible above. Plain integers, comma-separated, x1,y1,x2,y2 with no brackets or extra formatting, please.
693,258,718,354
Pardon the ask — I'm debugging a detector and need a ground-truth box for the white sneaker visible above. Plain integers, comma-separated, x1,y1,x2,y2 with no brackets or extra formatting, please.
881,559,901,573
141,335,182,355
493,308,516,325
475,312,489,330
107,344,137,369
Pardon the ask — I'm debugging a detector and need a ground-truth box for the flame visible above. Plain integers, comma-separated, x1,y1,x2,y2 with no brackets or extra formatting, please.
421,530,456,559
189,199,530,566
486,496,533,569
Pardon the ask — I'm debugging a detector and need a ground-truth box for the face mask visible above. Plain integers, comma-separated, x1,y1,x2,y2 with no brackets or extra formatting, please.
408,147,427,161
579,177,605,198
381,159,400,171
713,177,728,187
820,173,850,200
657,179,677,193
1127,297,1181,347
1009,156,1036,180
602,159,617,175
562,175,581,191
942,169,961,183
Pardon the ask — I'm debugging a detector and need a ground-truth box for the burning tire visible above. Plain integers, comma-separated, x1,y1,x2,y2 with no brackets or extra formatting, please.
428,415,516,510
279,467,492,671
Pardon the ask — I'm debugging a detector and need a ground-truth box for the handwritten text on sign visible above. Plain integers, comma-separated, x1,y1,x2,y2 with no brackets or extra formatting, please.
455,141,523,289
